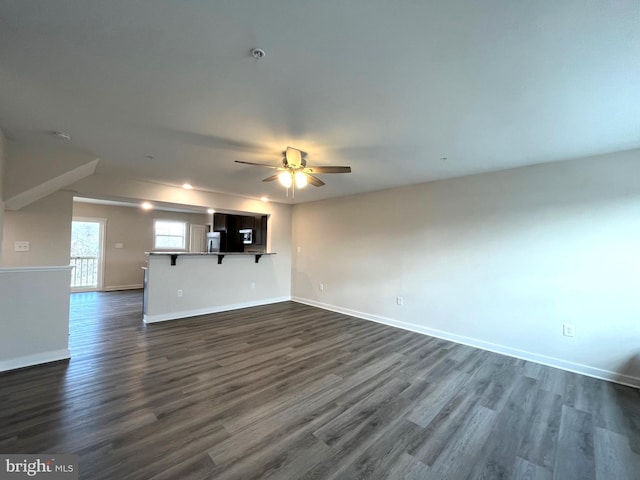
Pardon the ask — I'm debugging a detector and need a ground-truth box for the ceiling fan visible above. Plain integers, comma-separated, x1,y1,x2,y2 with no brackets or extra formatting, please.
234,146,351,190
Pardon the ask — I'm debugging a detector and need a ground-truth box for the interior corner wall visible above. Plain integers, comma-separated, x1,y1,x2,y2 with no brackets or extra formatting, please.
1,190,74,267
291,148,640,387
72,202,208,290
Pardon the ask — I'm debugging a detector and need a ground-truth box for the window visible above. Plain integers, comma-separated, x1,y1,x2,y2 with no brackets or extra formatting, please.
154,220,187,250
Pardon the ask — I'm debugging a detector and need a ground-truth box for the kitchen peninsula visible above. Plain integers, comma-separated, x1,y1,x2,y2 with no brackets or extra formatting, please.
143,250,285,323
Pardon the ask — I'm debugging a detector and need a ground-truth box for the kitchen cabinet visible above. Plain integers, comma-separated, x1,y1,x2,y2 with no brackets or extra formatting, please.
212,213,268,251
254,215,267,246
239,216,255,230
213,213,230,232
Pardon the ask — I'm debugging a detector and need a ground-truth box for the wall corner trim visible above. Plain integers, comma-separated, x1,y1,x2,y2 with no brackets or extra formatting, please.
143,296,292,323
0,349,71,373
291,296,640,390
102,284,144,292
0,266,74,274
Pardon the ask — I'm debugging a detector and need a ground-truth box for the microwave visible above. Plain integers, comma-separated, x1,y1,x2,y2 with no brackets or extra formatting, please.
239,228,254,244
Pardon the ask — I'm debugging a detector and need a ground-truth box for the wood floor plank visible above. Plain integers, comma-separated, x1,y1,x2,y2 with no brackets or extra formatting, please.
517,386,564,470
1,290,638,479
468,375,540,479
381,452,431,480
423,405,497,479
593,427,640,480
513,456,553,480
329,420,426,480
406,370,469,428
553,405,596,480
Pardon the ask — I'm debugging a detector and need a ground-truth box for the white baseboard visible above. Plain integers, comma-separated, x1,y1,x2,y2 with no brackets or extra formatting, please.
292,297,640,389
103,284,143,292
144,296,291,323
0,349,70,373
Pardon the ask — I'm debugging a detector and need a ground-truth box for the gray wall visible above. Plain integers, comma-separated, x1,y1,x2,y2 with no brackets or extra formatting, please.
0,266,72,372
72,202,208,290
292,148,640,386
1,190,73,267
0,129,5,263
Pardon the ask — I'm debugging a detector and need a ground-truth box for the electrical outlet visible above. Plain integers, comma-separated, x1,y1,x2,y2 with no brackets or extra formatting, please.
14,241,30,252
177,289,183,297
297,246,301,253
397,296,404,306
319,283,324,291
251,282,256,289
563,323,575,337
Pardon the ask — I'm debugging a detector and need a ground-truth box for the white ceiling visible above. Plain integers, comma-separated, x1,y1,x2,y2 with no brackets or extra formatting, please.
1,1,638,204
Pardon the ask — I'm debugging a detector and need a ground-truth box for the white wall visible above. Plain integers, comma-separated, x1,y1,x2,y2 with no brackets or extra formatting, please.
0,266,72,371
145,254,289,322
292,149,640,387
73,202,207,290
0,129,5,263
1,190,74,267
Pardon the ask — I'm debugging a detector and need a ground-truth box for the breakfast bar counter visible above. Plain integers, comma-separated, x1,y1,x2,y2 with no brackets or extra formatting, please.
142,251,286,324
146,251,276,265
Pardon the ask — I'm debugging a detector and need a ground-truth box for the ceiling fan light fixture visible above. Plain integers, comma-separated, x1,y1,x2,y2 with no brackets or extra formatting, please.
278,171,293,188
285,147,303,167
294,171,307,188
234,145,351,196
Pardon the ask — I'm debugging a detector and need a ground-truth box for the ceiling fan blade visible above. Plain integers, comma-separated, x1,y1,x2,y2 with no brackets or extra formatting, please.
304,166,352,174
234,160,282,170
305,174,326,187
261,174,279,182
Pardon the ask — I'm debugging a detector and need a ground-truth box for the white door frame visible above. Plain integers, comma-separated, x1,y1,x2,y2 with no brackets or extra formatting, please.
71,217,107,292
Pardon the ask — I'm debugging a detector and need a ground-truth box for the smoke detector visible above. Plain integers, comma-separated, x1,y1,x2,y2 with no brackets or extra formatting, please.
251,48,266,59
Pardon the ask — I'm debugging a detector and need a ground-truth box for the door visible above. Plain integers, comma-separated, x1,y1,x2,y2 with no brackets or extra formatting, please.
189,224,207,252
70,217,106,291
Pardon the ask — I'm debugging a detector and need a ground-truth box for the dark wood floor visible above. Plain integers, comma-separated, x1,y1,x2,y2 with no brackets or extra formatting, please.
1,291,639,479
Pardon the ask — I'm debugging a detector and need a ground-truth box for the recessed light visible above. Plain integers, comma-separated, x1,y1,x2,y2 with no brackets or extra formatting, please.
260,196,269,202
54,131,71,141
145,155,154,160
141,202,153,210
182,183,193,190
207,208,215,214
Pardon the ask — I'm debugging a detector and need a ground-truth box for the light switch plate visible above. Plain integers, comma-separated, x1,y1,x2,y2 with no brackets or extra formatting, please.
115,243,124,249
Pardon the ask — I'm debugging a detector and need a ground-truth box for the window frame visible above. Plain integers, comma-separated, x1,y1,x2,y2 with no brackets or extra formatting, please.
153,219,188,251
